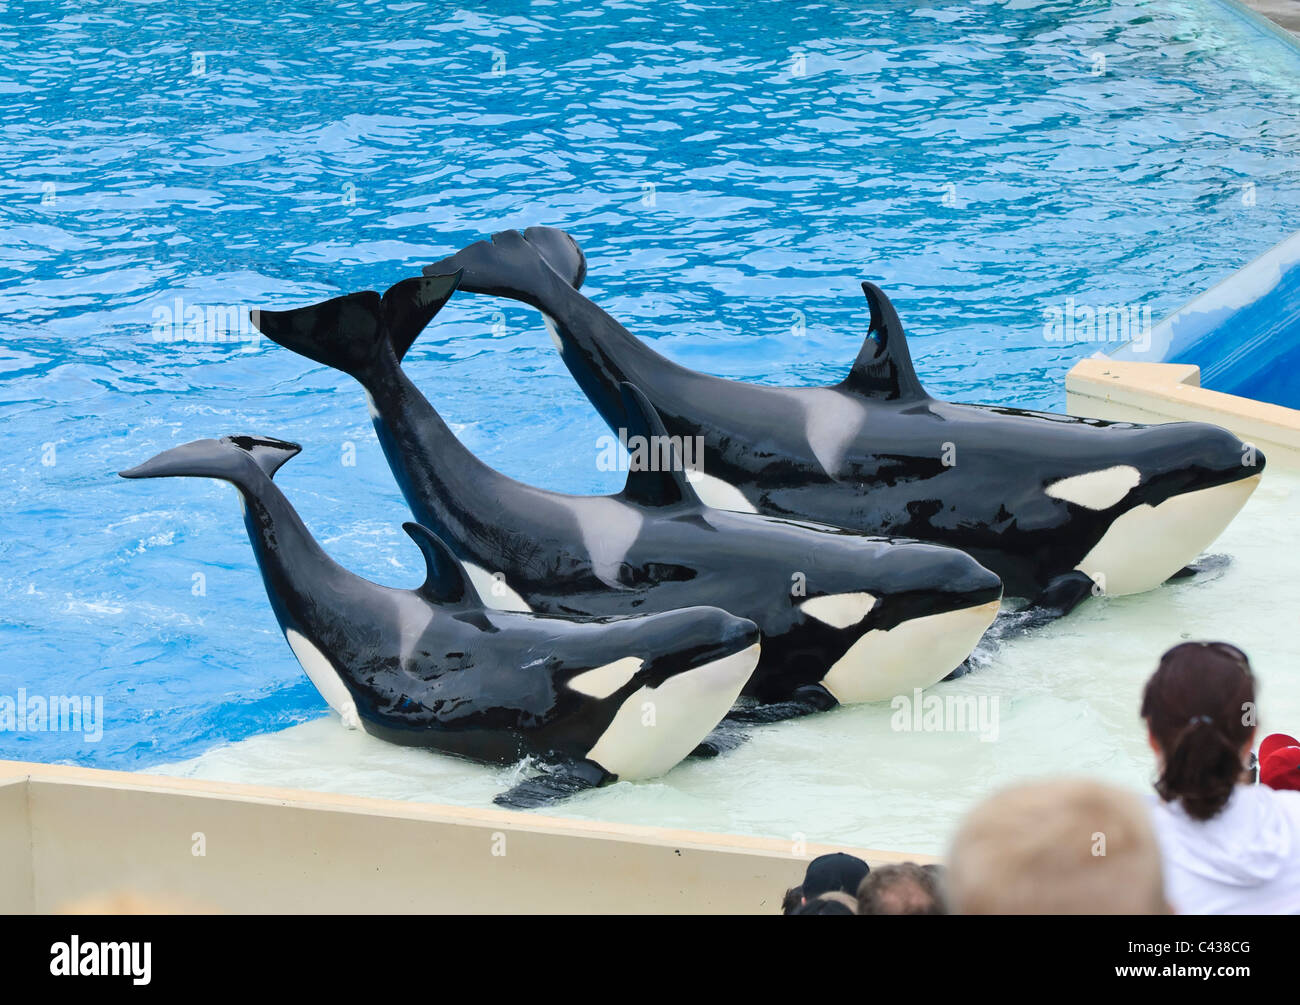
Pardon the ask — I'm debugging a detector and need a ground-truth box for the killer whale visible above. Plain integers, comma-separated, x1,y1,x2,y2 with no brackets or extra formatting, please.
426,228,1265,611
119,435,762,807
250,277,1003,712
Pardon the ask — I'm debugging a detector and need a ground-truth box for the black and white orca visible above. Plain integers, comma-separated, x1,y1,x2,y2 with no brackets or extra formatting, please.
250,277,1003,713
120,435,762,807
426,228,1265,612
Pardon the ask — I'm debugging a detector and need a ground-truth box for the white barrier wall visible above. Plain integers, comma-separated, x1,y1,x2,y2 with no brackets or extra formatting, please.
0,761,928,915
0,778,32,912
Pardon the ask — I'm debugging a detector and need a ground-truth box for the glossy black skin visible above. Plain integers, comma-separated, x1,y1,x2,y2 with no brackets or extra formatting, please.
426,228,1266,601
118,435,759,769
252,284,1003,705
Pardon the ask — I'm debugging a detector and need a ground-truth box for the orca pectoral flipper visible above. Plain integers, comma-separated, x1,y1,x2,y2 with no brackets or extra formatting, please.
723,683,838,725
493,758,613,809
943,659,975,682
1168,553,1232,582
1010,570,1097,632
689,723,751,759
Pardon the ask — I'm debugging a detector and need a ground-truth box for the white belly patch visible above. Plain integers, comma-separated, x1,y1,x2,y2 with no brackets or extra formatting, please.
285,628,361,730
585,643,760,780
820,601,1001,705
1074,474,1261,596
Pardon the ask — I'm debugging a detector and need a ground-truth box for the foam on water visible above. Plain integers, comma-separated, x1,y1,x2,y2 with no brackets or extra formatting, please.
156,468,1300,854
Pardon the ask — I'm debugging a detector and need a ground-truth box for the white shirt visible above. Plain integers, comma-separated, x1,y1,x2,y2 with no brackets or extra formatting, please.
1148,785,1300,914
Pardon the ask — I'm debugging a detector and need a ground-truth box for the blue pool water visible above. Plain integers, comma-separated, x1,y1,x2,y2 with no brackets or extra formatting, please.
3,0,1300,778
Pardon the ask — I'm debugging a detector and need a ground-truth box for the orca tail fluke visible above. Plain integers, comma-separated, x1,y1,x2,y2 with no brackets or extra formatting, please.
251,274,460,375
252,290,384,380
118,435,301,482
423,227,585,303
522,226,586,289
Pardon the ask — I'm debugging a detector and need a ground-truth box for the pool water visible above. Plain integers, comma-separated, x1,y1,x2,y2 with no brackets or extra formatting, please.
3,0,1300,848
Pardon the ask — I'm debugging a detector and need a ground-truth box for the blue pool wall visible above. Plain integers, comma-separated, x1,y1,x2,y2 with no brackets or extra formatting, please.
1110,229,1300,411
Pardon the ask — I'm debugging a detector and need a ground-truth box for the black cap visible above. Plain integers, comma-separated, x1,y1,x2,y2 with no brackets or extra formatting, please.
801,853,870,899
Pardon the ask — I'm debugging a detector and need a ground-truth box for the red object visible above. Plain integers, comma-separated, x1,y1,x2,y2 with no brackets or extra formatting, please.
1259,733,1300,764
1261,744,1300,792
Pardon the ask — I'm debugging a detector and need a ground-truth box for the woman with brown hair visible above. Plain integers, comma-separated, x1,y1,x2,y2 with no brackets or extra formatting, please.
1143,641,1300,913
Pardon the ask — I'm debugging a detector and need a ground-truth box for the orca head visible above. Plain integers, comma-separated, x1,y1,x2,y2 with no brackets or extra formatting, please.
1039,420,1264,596
555,607,760,781
791,536,1004,705
673,507,1001,705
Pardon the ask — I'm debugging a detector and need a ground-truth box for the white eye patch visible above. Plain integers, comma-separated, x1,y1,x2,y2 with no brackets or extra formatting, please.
799,592,877,629
567,657,643,698
1045,465,1141,510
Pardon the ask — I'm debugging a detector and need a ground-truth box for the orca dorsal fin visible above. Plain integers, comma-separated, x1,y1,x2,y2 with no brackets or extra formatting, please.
402,522,481,606
839,282,928,401
382,272,462,362
616,382,703,509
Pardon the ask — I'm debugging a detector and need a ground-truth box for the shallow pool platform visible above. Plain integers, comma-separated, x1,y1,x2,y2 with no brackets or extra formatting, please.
1067,358,1300,466
0,759,926,914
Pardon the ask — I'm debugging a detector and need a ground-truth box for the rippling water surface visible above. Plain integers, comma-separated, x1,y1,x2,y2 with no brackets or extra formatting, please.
3,0,1299,847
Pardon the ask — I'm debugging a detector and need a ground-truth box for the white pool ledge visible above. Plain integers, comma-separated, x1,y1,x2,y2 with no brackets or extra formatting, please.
0,759,928,914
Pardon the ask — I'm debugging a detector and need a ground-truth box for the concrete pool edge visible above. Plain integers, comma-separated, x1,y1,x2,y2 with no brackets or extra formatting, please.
0,759,930,914
1066,357,1300,466
1231,0,1300,40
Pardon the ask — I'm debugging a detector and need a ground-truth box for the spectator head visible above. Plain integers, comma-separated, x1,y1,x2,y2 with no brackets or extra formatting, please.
856,862,947,915
800,853,870,901
947,778,1168,914
792,891,858,915
780,885,804,915
1141,641,1256,821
